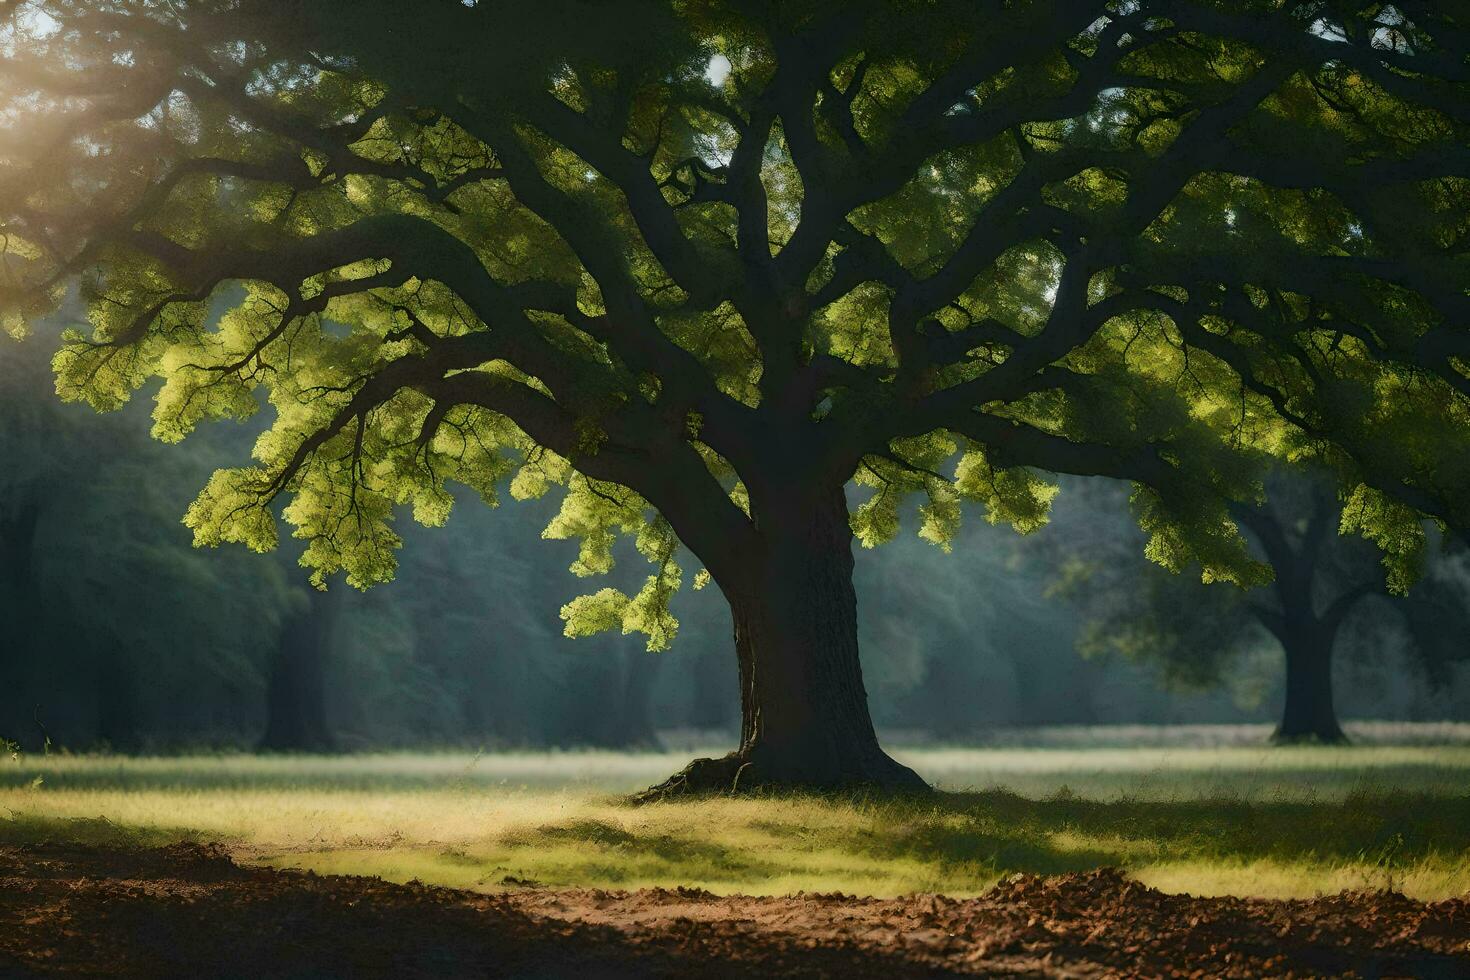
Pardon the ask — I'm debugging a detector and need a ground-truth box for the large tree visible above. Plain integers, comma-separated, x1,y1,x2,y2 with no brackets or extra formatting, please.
1054,472,1470,743
2,1,1467,790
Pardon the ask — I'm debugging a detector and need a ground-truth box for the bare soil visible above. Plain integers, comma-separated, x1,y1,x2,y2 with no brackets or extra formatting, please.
1,842,1467,978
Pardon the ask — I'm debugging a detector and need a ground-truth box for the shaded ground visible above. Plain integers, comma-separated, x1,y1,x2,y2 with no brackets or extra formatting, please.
1,842,1467,978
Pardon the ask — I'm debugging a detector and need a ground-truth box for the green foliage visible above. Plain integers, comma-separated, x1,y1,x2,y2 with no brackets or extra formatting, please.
1042,481,1272,692
1,0,1466,655
1338,483,1425,595
953,447,1059,535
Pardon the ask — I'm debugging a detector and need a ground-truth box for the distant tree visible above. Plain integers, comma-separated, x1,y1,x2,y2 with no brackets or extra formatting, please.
857,508,1082,733
310,493,687,751
385,502,670,750
1393,546,1470,691
4,2,1469,790
258,584,340,752
1056,474,1470,742
0,321,294,749
0,335,76,747
684,641,738,733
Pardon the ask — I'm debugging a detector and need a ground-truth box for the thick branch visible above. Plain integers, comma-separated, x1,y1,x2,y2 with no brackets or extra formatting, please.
420,372,757,582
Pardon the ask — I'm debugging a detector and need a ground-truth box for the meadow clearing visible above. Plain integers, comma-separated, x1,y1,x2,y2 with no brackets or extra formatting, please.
3,723,1468,903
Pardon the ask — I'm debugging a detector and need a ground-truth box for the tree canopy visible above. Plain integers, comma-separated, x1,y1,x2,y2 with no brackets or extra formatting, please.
2,0,1468,788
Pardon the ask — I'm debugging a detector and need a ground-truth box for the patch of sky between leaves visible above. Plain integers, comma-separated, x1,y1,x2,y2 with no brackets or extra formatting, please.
705,54,732,88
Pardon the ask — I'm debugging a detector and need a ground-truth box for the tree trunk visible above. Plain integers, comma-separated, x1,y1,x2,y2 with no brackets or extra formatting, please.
1272,617,1346,744
1239,487,1352,747
258,587,339,752
639,486,927,797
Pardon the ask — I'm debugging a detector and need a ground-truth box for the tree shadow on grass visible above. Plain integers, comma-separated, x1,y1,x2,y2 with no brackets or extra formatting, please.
908,790,1470,867
848,814,1126,875
729,788,1470,883
741,804,1125,880
0,812,207,851
501,818,748,867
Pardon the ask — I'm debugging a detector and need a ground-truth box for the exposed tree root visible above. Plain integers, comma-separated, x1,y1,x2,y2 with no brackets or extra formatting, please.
1270,728,1350,746
631,749,931,804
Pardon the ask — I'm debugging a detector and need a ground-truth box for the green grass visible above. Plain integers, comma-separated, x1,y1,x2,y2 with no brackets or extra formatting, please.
2,738,1468,900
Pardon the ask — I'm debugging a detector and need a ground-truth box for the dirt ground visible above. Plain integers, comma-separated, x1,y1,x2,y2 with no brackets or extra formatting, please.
1,842,1467,978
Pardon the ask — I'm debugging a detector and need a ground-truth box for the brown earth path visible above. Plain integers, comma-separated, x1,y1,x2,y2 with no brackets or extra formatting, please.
1,842,1467,978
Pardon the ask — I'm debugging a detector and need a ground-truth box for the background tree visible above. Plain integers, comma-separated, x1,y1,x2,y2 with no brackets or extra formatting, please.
258,584,341,752
341,494,687,750
2,1,1468,790
1055,474,1470,743
0,318,297,749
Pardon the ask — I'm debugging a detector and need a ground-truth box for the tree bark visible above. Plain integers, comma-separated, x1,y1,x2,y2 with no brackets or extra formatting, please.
639,485,927,797
258,587,340,752
1272,616,1347,744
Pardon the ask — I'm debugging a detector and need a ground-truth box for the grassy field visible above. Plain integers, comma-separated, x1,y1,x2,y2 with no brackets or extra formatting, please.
2,726,1468,901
